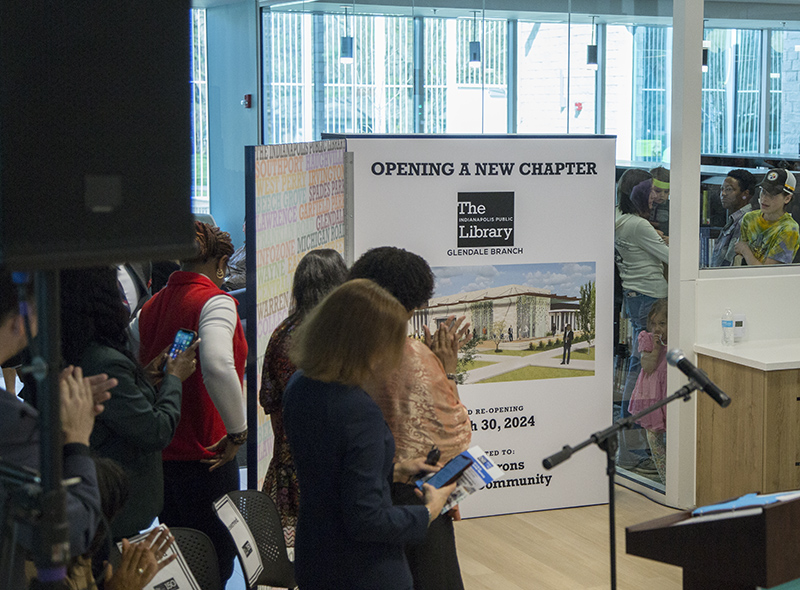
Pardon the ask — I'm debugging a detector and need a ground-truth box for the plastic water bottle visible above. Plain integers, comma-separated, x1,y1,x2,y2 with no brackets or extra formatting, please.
721,309,734,346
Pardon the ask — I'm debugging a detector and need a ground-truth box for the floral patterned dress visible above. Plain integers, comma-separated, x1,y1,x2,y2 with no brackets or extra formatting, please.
259,314,301,546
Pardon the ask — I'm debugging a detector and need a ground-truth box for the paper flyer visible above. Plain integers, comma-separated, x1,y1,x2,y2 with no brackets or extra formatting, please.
428,445,505,514
212,495,263,586
119,525,200,590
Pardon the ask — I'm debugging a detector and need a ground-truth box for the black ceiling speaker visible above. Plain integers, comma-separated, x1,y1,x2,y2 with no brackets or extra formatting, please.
0,1,196,270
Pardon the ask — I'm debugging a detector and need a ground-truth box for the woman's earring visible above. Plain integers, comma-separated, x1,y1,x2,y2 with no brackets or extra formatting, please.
216,268,225,279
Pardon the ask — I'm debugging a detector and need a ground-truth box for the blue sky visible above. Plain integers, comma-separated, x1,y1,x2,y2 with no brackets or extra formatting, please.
432,262,596,299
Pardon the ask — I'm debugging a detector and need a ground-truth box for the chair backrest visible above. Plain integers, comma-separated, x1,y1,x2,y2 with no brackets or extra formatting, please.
171,527,223,590
224,490,297,589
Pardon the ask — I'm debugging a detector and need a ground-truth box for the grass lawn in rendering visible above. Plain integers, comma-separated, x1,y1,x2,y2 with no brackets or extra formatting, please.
463,360,498,370
552,347,596,361
478,365,594,383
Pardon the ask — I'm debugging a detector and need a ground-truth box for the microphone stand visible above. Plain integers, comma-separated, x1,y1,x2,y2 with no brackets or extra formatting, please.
542,380,701,590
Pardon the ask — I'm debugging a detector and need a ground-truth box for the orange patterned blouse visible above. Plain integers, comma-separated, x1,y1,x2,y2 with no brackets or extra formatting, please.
371,339,472,464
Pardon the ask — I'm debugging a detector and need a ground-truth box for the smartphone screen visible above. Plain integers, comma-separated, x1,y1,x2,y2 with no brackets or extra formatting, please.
416,454,473,490
168,329,197,359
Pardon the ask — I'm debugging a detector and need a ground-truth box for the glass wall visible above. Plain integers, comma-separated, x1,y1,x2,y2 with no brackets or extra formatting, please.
773,30,800,155
425,17,507,133
632,27,670,162
259,7,799,163
604,25,635,160
262,11,415,138
263,11,309,144
701,28,762,154
517,22,595,135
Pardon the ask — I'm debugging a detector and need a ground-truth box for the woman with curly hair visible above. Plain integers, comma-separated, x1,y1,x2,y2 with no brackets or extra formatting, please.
260,248,347,545
348,246,472,590
137,221,248,583
60,266,198,541
283,279,455,590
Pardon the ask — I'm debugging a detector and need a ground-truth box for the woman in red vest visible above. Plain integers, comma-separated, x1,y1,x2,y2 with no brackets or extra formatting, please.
138,221,247,584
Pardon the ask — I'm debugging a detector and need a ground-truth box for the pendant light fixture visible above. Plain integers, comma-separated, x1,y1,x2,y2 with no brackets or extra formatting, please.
469,11,481,69
702,20,709,73
587,16,598,70
340,5,354,64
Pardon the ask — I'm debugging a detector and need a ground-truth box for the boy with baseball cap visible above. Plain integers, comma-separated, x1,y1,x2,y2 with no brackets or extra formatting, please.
734,168,799,265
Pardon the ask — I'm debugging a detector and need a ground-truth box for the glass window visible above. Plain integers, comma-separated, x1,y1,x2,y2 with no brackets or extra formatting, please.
769,30,800,155
772,30,800,155
701,28,762,154
424,18,448,134
381,16,415,133
770,30,783,154
517,22,566,133
263,11,413,140
632,26,670,163
425,16,507,133
567,23,597,134
190,9,210,213
701,29,729,154
263,11,310,144
605,25,635,160
257,7,798,161
322,13,413,134
733,30,762,153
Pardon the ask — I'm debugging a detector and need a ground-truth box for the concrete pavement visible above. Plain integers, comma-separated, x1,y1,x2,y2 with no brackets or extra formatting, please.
464,340,594,384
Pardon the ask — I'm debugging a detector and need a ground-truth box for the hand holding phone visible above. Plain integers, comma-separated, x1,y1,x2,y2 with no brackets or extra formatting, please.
168,329,197,359
420,480,458,524
163,329,199,382
416,453,473,490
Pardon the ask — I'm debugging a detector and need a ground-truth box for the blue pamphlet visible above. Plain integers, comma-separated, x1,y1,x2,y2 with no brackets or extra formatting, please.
692,491,800,516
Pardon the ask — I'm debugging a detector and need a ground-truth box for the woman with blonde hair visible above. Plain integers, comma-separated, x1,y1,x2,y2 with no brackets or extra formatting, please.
348,246,472,590
283,279,455,590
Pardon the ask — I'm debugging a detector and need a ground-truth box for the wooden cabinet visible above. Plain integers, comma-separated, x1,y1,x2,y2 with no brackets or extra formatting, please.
696,354,800,506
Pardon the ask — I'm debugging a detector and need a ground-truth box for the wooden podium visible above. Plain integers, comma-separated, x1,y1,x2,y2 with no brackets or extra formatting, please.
626,495,800,589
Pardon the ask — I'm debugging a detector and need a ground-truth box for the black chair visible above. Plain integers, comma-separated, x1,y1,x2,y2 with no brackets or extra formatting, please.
171,527,223,590
222,490,297,589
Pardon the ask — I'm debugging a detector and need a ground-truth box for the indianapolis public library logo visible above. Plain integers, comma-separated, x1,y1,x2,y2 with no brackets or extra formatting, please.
457,192,515,247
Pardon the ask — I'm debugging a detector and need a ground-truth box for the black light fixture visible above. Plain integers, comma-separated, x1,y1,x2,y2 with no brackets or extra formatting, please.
340,6,354,64
702,20,709,73
587,16,598,70
469,11,481,69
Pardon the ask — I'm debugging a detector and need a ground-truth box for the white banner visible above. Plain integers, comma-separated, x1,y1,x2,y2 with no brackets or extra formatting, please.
348,135,615,517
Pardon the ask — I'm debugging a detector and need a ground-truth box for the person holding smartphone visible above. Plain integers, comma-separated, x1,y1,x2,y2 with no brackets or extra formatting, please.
283,279,455,590
349,247,472,590
59,266,199,541
137,221,248,584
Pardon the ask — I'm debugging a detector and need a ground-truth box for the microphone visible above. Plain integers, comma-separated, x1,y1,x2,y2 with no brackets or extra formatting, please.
667,349,731,408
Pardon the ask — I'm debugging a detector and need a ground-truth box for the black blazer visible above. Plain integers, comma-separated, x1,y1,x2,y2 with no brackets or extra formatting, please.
283,371,428,590
82,342,181,539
